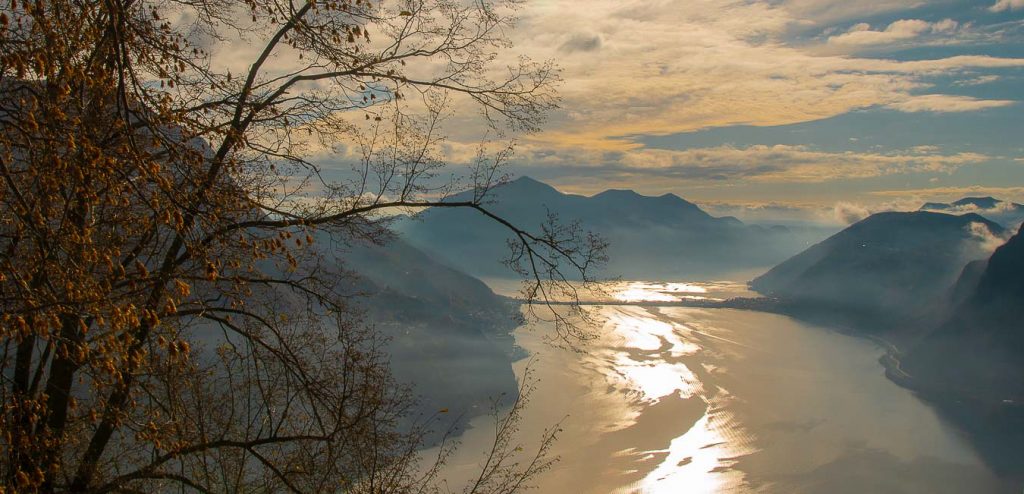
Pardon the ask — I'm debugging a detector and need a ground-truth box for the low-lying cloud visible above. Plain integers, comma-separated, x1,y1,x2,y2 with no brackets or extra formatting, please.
968,221,1011,253
829,197,931,225
833,202,874,224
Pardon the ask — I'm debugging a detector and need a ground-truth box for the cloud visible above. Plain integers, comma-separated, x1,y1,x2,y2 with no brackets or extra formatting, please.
241,0,1024,198
559,33,602,53
699,200,833,225
830,197,932,224
706,196,956,226
886,94,1016,112
827,19,957,46
702,201,815,215
512,143,990,184
989,0,1024,12
954,75,1001,86
942,201,1021,214
504,1,1024,153
968,221,1010,252
931,19,960,33
870,186,1024,200
833,201,873,224
781,0,926,25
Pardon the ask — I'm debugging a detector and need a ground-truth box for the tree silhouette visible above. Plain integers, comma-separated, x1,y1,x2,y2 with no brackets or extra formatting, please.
0,0,602,491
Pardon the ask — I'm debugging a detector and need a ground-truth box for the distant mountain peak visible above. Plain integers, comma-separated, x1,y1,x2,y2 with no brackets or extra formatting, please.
503,175,554,190
590,187,698,206
918,197,1024,229
921,201,951,210
953,196,1000,209
655,192,699,206
400,175,814,279
920,196,1016,211
491,175,562,197
959,212,998,225
508,175,544,186
593,188,642,198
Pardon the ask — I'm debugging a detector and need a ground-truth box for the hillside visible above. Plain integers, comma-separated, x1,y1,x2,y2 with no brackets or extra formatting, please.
323,233,522,428
902,223,1024,401
892,224,1024,478
396,176,823,279
750,211,1005,331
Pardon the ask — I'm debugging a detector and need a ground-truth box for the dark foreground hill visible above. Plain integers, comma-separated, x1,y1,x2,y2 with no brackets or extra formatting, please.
892,223,1024,479
397,176,825,280
902,222,1024,401
750,211,1004,332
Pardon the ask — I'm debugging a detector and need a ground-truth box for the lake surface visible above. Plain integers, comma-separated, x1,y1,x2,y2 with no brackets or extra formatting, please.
431,280,1011,493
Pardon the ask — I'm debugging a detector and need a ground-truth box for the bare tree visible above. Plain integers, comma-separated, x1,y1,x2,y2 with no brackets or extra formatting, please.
0,0,603,492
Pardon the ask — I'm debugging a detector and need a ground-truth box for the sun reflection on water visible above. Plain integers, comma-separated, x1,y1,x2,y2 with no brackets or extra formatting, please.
606,310,700,356
613,354,702,402
614,281,708,303
628,403,749,494
603,282,749,493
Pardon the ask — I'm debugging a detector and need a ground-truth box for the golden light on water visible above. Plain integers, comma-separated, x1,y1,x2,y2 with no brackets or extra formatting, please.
630,405,748,494
604,283,749,493
433,277,998,493
613,354,702,403
614,282,708,303
606,311,701,356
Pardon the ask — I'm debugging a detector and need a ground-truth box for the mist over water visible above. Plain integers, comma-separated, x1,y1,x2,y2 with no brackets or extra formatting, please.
431,280,1010,493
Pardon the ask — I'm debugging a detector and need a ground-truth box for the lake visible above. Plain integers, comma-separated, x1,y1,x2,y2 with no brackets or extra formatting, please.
429,279,1011,493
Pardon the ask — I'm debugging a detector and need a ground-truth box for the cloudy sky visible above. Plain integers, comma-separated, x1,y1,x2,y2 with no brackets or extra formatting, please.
469,0,1024,223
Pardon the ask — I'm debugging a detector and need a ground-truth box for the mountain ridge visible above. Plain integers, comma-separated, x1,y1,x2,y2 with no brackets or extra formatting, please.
903,222,1024,400
888,223,1024,478
398,176,824,279
750,210,1005,332
920,196,1024,227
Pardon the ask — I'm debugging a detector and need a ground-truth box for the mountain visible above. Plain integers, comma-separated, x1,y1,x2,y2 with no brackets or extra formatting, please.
920,196,1024,227
750,211,1005,331
922,196,1003,210
184,226,518,445
902,222,1024,401
396,176,824,279
325,233,522,428
947,258,988,307
894,224,1024,478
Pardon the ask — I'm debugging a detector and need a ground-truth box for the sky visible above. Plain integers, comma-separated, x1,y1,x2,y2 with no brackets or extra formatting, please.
473,0,1024,224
